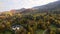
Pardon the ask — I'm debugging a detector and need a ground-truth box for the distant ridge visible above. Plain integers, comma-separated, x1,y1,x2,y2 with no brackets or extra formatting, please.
1,1,60,14
33,1,60,10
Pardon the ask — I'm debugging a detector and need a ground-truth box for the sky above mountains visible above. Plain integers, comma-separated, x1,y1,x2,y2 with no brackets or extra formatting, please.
0,0,58,12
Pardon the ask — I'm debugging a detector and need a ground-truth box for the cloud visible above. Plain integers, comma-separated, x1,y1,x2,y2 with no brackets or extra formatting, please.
12,0,21,4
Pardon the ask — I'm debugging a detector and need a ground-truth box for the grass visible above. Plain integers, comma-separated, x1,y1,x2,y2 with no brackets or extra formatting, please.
35,25,57,34
50,25,57,30
0,33,3,34
4,31,12,34
0,25,57,34
0,30,13,34
36,29,44,34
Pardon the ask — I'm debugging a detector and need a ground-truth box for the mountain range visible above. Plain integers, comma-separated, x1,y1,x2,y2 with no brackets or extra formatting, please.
18,1,60,14
1,1,60,14
34,1,60,10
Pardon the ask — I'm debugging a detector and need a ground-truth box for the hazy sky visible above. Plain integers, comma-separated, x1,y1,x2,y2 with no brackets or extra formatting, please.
0,0,58,11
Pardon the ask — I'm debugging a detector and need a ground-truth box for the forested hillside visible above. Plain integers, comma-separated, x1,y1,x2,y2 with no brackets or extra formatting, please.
0,1,60,34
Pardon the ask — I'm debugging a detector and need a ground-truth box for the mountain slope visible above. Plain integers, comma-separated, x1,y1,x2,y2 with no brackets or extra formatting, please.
1,1,60,15
34,1,60,10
